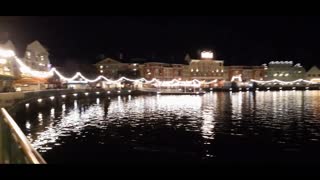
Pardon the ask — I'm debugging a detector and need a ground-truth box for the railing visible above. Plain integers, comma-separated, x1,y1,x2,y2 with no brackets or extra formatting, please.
0,108,46,164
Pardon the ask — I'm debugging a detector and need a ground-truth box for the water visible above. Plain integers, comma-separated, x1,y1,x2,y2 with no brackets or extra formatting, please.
13,91,320,163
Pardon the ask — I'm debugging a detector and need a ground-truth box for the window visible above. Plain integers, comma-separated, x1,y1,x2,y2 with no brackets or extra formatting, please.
0,59,7,64
26,51,31,59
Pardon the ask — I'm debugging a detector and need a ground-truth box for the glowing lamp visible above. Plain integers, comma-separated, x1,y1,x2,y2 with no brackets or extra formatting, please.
201,51,213,59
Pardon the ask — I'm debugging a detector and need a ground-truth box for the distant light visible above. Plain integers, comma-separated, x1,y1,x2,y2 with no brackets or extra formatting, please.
100,70,103,73
0,49,15,58
49,96,55,100
37,99,42,103
306,87,309,90
0,58,7,64
85,92,89,96
279,87,282,90
61,95,66,98
239,88,242,91
229,88,232,91
157,92,161,94
25,103,30,108
267,87,270,90
256,88,259,90
292,87,296,90
201,51,213,59
107,91,111,94
210,88,213,90
246,88,249,91
73,93,78,97
196,92,199,94
100,65,103,69
128,90,131,93
117,90,121,93
96,92,100,95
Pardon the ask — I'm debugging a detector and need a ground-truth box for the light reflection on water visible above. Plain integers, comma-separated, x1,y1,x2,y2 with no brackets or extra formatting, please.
15,91,320,162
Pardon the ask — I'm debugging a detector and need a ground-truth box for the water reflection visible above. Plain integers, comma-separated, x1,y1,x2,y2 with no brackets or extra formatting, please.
14,91,320,162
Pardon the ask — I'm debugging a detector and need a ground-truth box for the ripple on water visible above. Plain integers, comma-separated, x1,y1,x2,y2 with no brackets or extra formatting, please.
13,92,320,161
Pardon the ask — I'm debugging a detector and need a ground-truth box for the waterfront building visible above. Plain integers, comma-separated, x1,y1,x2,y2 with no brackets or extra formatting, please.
264,61,306,81
23,41,51,72
14,41,52,91
95,58,139,79
306,66,320,82
224,65,265,82
0,40,16,92
187,51,224,81
140,62,184,81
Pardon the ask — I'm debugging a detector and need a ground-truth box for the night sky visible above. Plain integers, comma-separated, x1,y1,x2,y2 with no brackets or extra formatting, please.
1,16,320,69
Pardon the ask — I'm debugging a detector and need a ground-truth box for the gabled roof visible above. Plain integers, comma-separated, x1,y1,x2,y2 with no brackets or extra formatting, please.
0,40,15,50
96,58,122,65
307,66,320,74
26,40,48,54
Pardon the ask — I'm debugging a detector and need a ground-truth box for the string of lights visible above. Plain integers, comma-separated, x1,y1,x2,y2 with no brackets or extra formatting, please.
1,48,319,86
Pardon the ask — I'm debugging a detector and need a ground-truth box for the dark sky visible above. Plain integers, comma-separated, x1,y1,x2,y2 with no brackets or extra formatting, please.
1,16,320,69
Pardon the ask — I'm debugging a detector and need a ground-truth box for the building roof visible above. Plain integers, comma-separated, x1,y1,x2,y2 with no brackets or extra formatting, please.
26,40,48,54
95,58,122,65
307,66,320,74
0,40,15,50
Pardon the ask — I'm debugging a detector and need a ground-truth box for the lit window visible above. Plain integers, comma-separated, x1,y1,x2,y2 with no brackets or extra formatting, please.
100,65,103,69
279,74,283,77
285,73,289,77
273,73,278,77
26,51,31,59
0,58,7,64
4,66,10,72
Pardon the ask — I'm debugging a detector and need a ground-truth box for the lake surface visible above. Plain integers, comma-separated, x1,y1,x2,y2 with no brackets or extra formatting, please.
14,91,320,163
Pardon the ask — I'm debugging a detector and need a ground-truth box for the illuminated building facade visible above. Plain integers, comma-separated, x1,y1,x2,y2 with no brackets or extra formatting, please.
95,58,139,79
14,41,52,91
0,40,16,92
224,66,265,81
23,41,51,72
265,61,306,81
140,62,184,81
186,51,224,81
306,66,320,82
